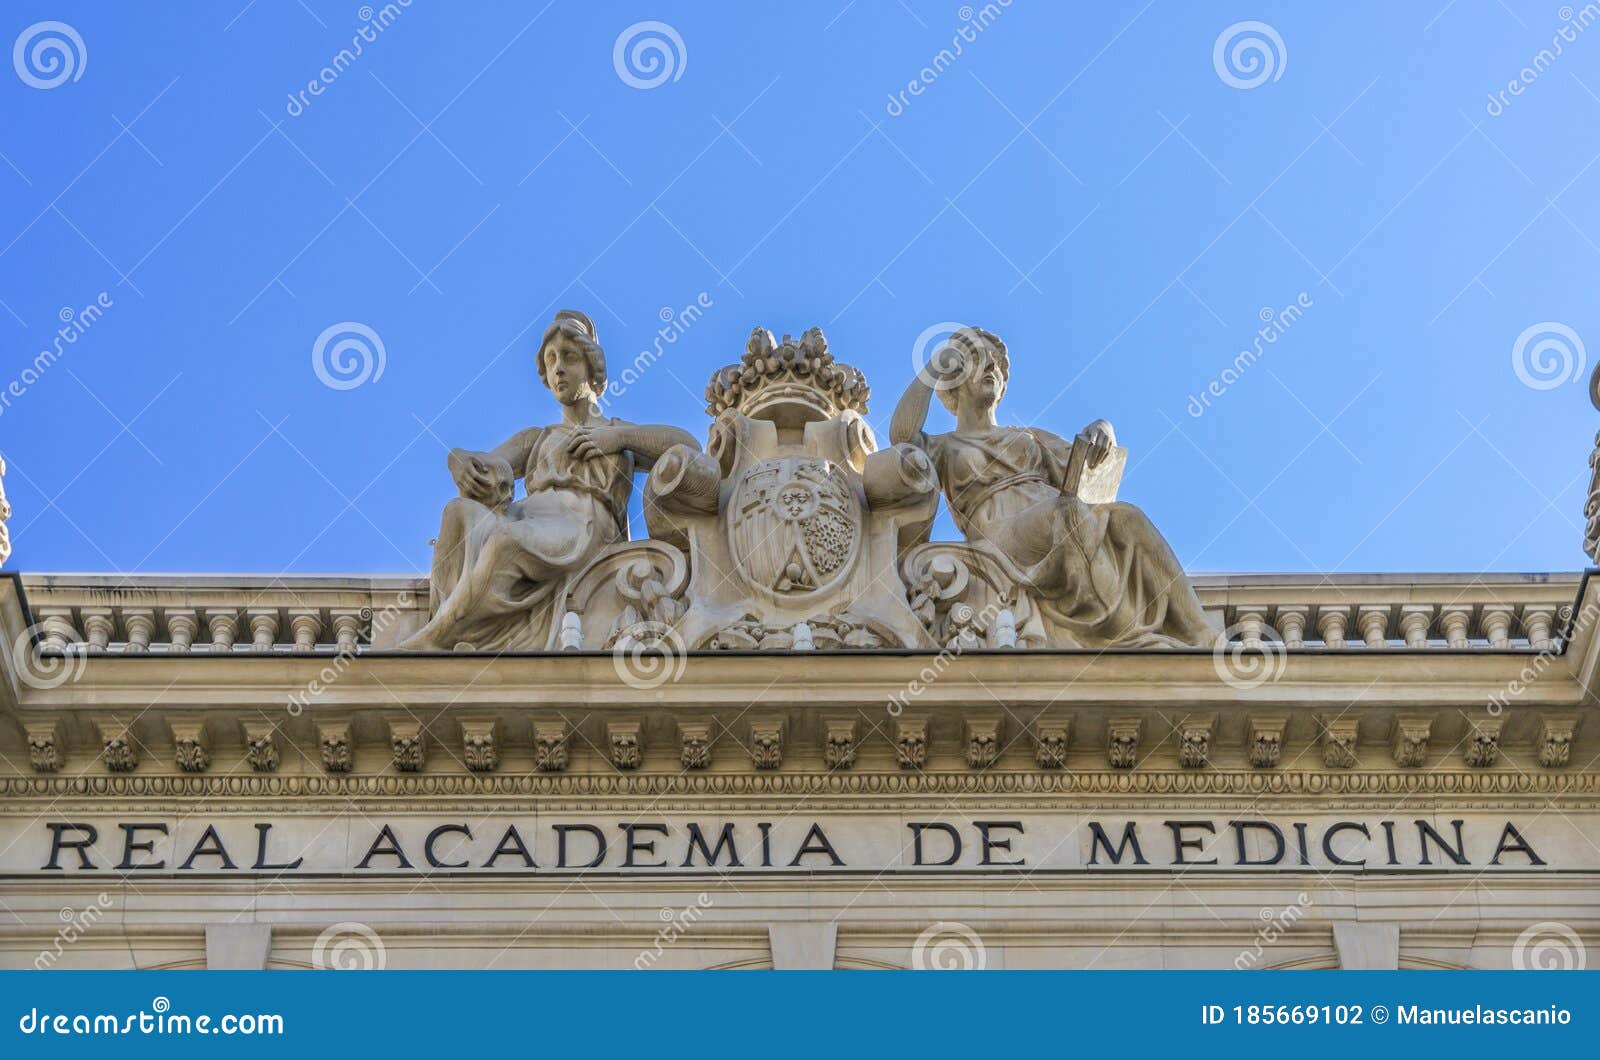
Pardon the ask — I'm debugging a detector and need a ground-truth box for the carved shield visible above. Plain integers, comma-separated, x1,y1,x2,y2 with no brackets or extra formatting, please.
728,457,861,600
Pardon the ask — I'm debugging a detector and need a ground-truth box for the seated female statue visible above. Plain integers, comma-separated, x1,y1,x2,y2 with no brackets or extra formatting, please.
889,327,1214,648
403,310,699,651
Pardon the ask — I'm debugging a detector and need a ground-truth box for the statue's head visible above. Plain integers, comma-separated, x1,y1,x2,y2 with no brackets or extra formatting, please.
935,327,1009,415
537,310,607,404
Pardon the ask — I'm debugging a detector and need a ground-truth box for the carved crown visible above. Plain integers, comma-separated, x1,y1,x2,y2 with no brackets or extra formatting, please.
705,327,869,425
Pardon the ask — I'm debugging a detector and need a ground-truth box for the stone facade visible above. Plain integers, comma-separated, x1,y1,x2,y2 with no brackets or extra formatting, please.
0,319,1595,971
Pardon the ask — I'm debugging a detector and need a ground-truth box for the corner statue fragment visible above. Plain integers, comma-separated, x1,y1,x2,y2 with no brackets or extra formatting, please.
404,313,1215,652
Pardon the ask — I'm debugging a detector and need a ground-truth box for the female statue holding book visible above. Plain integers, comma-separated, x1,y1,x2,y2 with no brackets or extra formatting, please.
889,327,1214,648
403,310,699,651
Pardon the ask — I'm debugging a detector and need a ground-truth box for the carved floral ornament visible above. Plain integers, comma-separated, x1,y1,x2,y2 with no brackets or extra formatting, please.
397,312,1219,656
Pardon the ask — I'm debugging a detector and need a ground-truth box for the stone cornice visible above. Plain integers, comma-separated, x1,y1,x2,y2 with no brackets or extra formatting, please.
0,768,1595,803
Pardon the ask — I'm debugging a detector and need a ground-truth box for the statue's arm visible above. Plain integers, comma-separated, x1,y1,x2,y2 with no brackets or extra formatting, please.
564,422,701,469
888,375,934,449
448,429,534,500
611,423,701,470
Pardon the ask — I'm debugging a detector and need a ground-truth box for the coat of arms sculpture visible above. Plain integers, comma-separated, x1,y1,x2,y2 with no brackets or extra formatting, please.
401,311,1214,654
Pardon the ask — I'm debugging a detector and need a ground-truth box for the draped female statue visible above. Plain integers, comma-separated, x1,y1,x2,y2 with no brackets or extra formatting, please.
402,310,699,651
889,327,1214,648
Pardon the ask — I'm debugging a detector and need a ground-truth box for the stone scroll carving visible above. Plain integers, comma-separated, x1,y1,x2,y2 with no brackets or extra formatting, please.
401,313,1214,653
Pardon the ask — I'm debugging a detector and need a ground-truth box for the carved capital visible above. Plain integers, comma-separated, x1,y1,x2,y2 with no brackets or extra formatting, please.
318,720,353,773
1391,715,1431,767
607,720,643,770
460,718,500,773
1107,716,1142,770
1463,715,1503,768
93,717,139,773
679,719,713,770
894,718,928,770
1538,714,1577,768
1319,716,1359,769
1247,715,1287,769
168,717,211,773
823,718,858,770
964,716,1002,769
24,721,61,773
242,721,280,773
1176,715,1214,769
390,720,426,772
533,720,570,773
749,718,785,769
1033,718,1070,769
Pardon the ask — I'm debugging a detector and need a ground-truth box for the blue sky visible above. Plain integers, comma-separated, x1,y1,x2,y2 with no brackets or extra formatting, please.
1,1,1598,575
